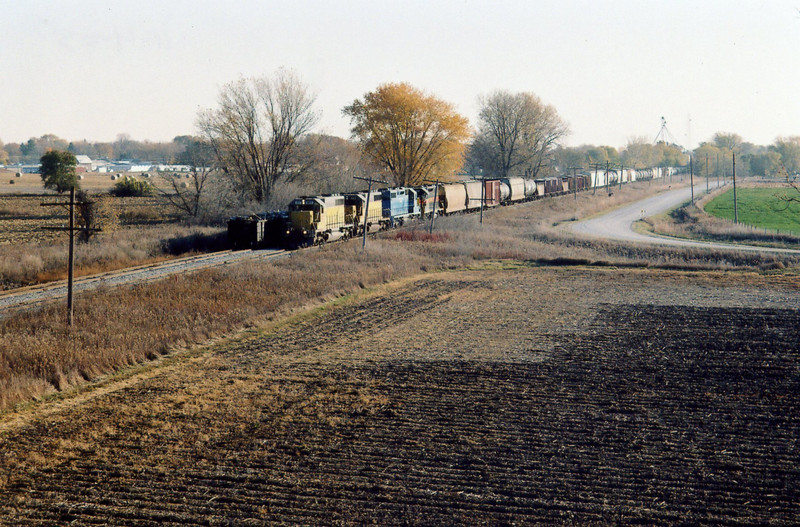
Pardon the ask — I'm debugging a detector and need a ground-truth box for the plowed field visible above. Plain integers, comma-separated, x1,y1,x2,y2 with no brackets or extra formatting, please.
1,266,799,525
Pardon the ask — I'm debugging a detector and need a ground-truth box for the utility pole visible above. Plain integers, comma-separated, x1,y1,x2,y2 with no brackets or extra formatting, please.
568,167,582,201
424,179,441,234
716,152,720,187
732,153,738,224
689,156,694,206
618,163,624,192
606,160,611,196
353,175,389,249
589,163,603,196
41,187,101,327
706,153,709,193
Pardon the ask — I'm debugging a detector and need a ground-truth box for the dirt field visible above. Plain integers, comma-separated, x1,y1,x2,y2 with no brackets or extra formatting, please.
0,265,798,525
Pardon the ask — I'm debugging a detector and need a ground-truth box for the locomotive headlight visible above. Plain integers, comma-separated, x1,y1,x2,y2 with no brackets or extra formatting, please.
303,229,307,235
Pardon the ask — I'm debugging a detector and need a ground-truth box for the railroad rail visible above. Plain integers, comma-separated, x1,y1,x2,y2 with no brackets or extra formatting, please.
0,248,287,318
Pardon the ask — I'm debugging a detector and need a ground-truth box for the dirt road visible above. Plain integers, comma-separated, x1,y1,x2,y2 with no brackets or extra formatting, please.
570,181,800,255
1,266,798,524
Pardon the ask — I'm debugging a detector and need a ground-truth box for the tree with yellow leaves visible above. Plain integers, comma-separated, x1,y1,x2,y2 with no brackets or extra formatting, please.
343,83,470,186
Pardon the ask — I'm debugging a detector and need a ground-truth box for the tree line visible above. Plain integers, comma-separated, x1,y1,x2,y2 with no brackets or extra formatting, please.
7,69,799,221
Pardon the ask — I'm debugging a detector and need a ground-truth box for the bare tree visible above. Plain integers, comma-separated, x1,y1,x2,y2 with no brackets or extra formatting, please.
197,69,320,203
159,137,216,219
470,91,568,179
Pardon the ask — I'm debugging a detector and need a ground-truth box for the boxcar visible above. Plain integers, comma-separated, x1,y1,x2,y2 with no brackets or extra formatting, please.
484,179,501,207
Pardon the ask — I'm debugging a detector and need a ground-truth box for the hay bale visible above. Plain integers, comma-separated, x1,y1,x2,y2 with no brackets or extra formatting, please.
9,179,15,184
77,175,84,180
180,181,189,189
15,172,21,177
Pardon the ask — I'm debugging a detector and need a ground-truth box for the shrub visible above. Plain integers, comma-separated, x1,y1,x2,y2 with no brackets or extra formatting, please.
110,176,155,197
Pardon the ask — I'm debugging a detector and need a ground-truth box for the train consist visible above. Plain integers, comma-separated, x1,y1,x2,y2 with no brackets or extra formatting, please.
228,167,678,250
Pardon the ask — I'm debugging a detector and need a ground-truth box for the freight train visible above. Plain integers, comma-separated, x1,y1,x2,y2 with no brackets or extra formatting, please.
228,167,678,250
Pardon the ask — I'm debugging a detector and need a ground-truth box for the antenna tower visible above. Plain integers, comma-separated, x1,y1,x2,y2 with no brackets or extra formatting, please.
653,116,678,146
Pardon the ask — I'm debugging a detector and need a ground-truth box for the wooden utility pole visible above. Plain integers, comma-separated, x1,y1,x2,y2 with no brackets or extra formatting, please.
690,156,694,206
706,153,709,193
424,179,441,234
41,187,101,327
568,167,582,201
589,163,604,196
354,176,389,249
732,153,738,224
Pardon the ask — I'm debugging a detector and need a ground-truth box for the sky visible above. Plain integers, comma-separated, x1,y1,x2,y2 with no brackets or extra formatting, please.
1,0,799,150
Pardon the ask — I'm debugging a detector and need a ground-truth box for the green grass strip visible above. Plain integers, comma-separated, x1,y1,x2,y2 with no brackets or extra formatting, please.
705,187,800,234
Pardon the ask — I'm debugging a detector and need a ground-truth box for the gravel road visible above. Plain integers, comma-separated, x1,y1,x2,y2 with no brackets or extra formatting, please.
570,181,800,255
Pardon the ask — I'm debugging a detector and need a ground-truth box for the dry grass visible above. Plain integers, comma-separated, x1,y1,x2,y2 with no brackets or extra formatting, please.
0,194,224,289
1,177,799,412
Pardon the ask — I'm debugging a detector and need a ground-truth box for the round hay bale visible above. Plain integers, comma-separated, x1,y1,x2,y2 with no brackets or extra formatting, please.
15,172,21,177
110,175,117,181
143,173,150,178
180,181,189,189
77,175,84,180
9,179,15,184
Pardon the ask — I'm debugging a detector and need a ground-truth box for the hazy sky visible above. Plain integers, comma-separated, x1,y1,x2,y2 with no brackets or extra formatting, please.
2,0,799,150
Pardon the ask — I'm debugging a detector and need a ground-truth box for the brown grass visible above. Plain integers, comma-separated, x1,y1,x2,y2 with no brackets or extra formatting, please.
1,177,799,412
0,193,224,289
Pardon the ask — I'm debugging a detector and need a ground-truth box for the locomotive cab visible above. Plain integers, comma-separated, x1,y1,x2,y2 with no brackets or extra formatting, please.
287,195,346,247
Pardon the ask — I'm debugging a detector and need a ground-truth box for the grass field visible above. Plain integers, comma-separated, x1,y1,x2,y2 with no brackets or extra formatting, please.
704,186,800,234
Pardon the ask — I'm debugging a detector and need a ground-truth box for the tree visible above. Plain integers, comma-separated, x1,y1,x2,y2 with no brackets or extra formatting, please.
294,134,375,194
197,69,320,203
469,90,568,179
771,136,800,175
40,150,79,193
343,82,469,186
713,132,743,152
621,137,659,168
159,137,216,219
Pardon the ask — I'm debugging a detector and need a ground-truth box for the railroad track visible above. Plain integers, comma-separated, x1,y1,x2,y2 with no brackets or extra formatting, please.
0,248,287,318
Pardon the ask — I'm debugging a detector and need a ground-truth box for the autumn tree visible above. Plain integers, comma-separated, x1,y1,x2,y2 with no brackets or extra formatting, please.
343,82,469,186
469,90,568,179
40,150,79,193
198,69,320,203
621,137,659,168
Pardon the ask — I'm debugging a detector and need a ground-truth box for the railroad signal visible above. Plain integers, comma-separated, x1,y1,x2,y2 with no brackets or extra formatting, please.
41,186,101,327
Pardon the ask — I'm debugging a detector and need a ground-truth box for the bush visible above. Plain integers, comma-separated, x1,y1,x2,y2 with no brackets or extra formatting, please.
110,176,155,197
